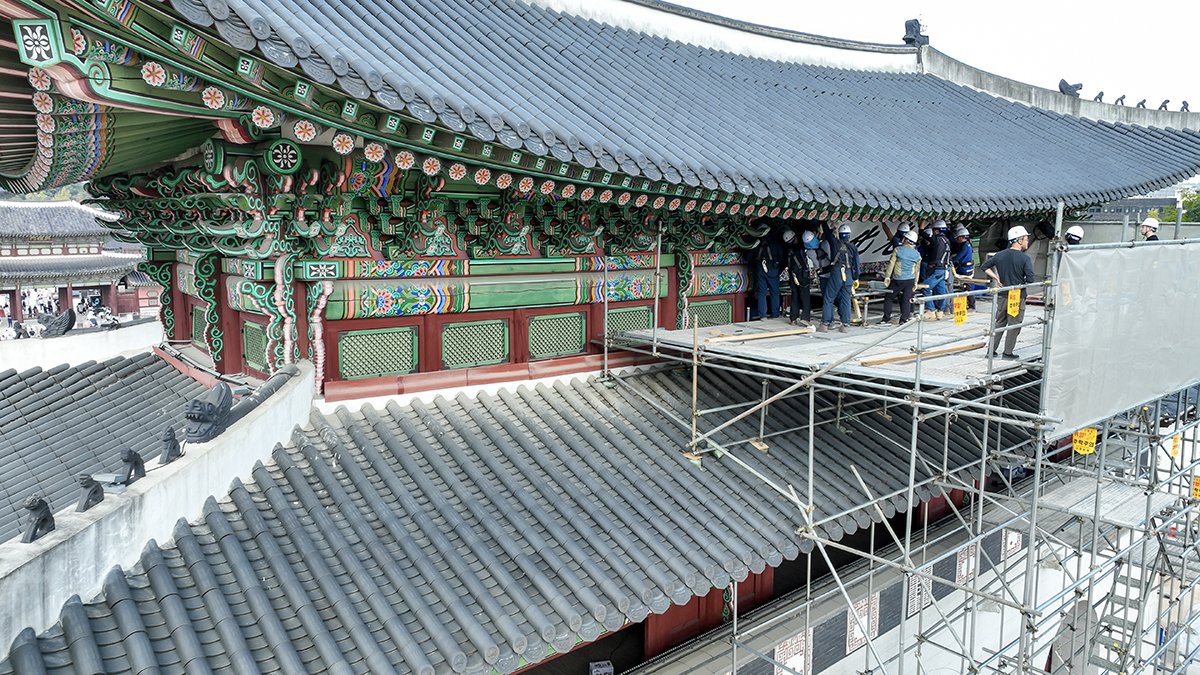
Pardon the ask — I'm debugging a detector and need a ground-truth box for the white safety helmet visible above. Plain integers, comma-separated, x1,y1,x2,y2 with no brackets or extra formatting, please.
897,224,911,233
933,219,948,231
801,230,816,244
904,230,919,243
838,224,852,234
954,225,970,238
782,229,796,243
1064,225,1084,244
1007,225,1030,241
1141,217,1160,231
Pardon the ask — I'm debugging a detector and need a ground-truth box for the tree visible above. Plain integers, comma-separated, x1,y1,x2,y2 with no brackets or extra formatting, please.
1154,191,1200,223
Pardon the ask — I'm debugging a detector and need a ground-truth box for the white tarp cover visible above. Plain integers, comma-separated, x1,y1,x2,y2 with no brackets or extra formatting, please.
1045,242,1200,438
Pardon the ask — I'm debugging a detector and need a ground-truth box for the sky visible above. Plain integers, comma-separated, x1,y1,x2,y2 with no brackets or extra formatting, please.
671,1,1200,110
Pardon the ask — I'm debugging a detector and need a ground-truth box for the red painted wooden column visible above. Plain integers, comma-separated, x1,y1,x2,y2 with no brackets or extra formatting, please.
218,271,243,375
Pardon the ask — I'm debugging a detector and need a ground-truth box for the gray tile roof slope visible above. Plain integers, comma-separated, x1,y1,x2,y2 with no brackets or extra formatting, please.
161,0,1200,214
0,202,118,240
0,253,141,283
0,366,1034,674
0,352,208,543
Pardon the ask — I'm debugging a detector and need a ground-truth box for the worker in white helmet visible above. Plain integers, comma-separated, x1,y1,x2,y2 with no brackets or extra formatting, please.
1064,225,1084,246
1141,217,1160,241
980,225,1036,359
817,222,860,333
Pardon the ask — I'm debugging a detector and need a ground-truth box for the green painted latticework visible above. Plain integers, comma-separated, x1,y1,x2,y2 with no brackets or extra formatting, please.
527,312,585,360
442,320,508,370
339,327,418,380
606,306,653,336
190,304,206,347
687,300,732,328
242,321,268,372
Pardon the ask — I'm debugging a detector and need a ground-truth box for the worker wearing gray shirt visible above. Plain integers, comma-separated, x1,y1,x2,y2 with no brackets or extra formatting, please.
980,225,1036,359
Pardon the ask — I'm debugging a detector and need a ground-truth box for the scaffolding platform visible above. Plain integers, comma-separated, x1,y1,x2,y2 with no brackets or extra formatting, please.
1039,478,1178,529
618,305,1045,389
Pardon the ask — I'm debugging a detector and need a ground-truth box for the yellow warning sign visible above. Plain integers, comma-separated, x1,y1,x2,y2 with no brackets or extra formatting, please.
953,296,967,325
1006,289,1021,317
1172,434,1182,459
1072,427,1097,455
1192,477,1200,500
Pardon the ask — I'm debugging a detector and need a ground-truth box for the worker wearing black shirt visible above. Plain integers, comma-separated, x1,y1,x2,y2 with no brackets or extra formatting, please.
1141,217,1161,241
921,221,952,319
753,229,785,320
786,229,820,326
980,225,1036,359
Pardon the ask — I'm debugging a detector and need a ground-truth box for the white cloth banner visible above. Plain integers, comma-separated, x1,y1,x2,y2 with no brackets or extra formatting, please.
1045,242,1200,438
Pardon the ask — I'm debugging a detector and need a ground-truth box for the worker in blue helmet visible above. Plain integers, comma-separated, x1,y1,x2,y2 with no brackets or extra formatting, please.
817,223,860,333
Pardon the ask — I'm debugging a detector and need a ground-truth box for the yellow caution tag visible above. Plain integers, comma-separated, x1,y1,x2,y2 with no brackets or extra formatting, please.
953,296,967,325
1072,427,1097,455
1003,288,1022,317
1006,289,1021,317
1192,477,1200,500
1172,434,1182,458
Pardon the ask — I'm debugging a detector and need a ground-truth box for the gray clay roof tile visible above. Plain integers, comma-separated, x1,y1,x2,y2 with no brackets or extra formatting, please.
0,367,1037,674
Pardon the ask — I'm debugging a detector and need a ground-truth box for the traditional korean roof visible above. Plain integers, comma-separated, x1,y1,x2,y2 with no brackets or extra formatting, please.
144,0,1200,215
0,353,208,544
0,367,1033,674
0,253,141,284
0,202,117,240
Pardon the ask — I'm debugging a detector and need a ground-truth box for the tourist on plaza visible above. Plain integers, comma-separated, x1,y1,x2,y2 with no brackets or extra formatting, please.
981,225,1037,359
921,220,952,319
752,226,785,320
817,223,860,333
879,229,921,325
1141,217,1160,241
951,224,977,310
786,229,820,327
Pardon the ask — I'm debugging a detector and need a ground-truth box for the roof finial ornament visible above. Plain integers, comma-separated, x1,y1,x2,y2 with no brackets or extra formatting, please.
21,495,54,543
1183,101,1190,113
1136,99,1147,109
1158,99,1170,111
1093,91,1104,103
902,19,928,47
1057,80,1083,98
75,474,104,512
1114,94,1126,106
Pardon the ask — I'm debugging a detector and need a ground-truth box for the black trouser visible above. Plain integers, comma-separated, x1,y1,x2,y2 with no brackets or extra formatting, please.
992,301,1026,355
789,277,812,322
882,278,915,322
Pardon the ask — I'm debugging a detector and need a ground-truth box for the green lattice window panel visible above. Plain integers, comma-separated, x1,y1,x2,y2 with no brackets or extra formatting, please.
242,321,268,373
687,300,732,328
339,327,418,380
190,304,206,347
528,312,586,360
606,306,653,336
442,319,509,370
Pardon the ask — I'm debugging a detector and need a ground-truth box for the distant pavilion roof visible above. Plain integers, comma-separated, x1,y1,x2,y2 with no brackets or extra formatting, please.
153,0,1200,214
0,253,141,285
0,202,119,241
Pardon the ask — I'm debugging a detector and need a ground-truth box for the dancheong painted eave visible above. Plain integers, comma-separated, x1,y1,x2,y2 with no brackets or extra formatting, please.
1,0,1199,217
150,0,1200,214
